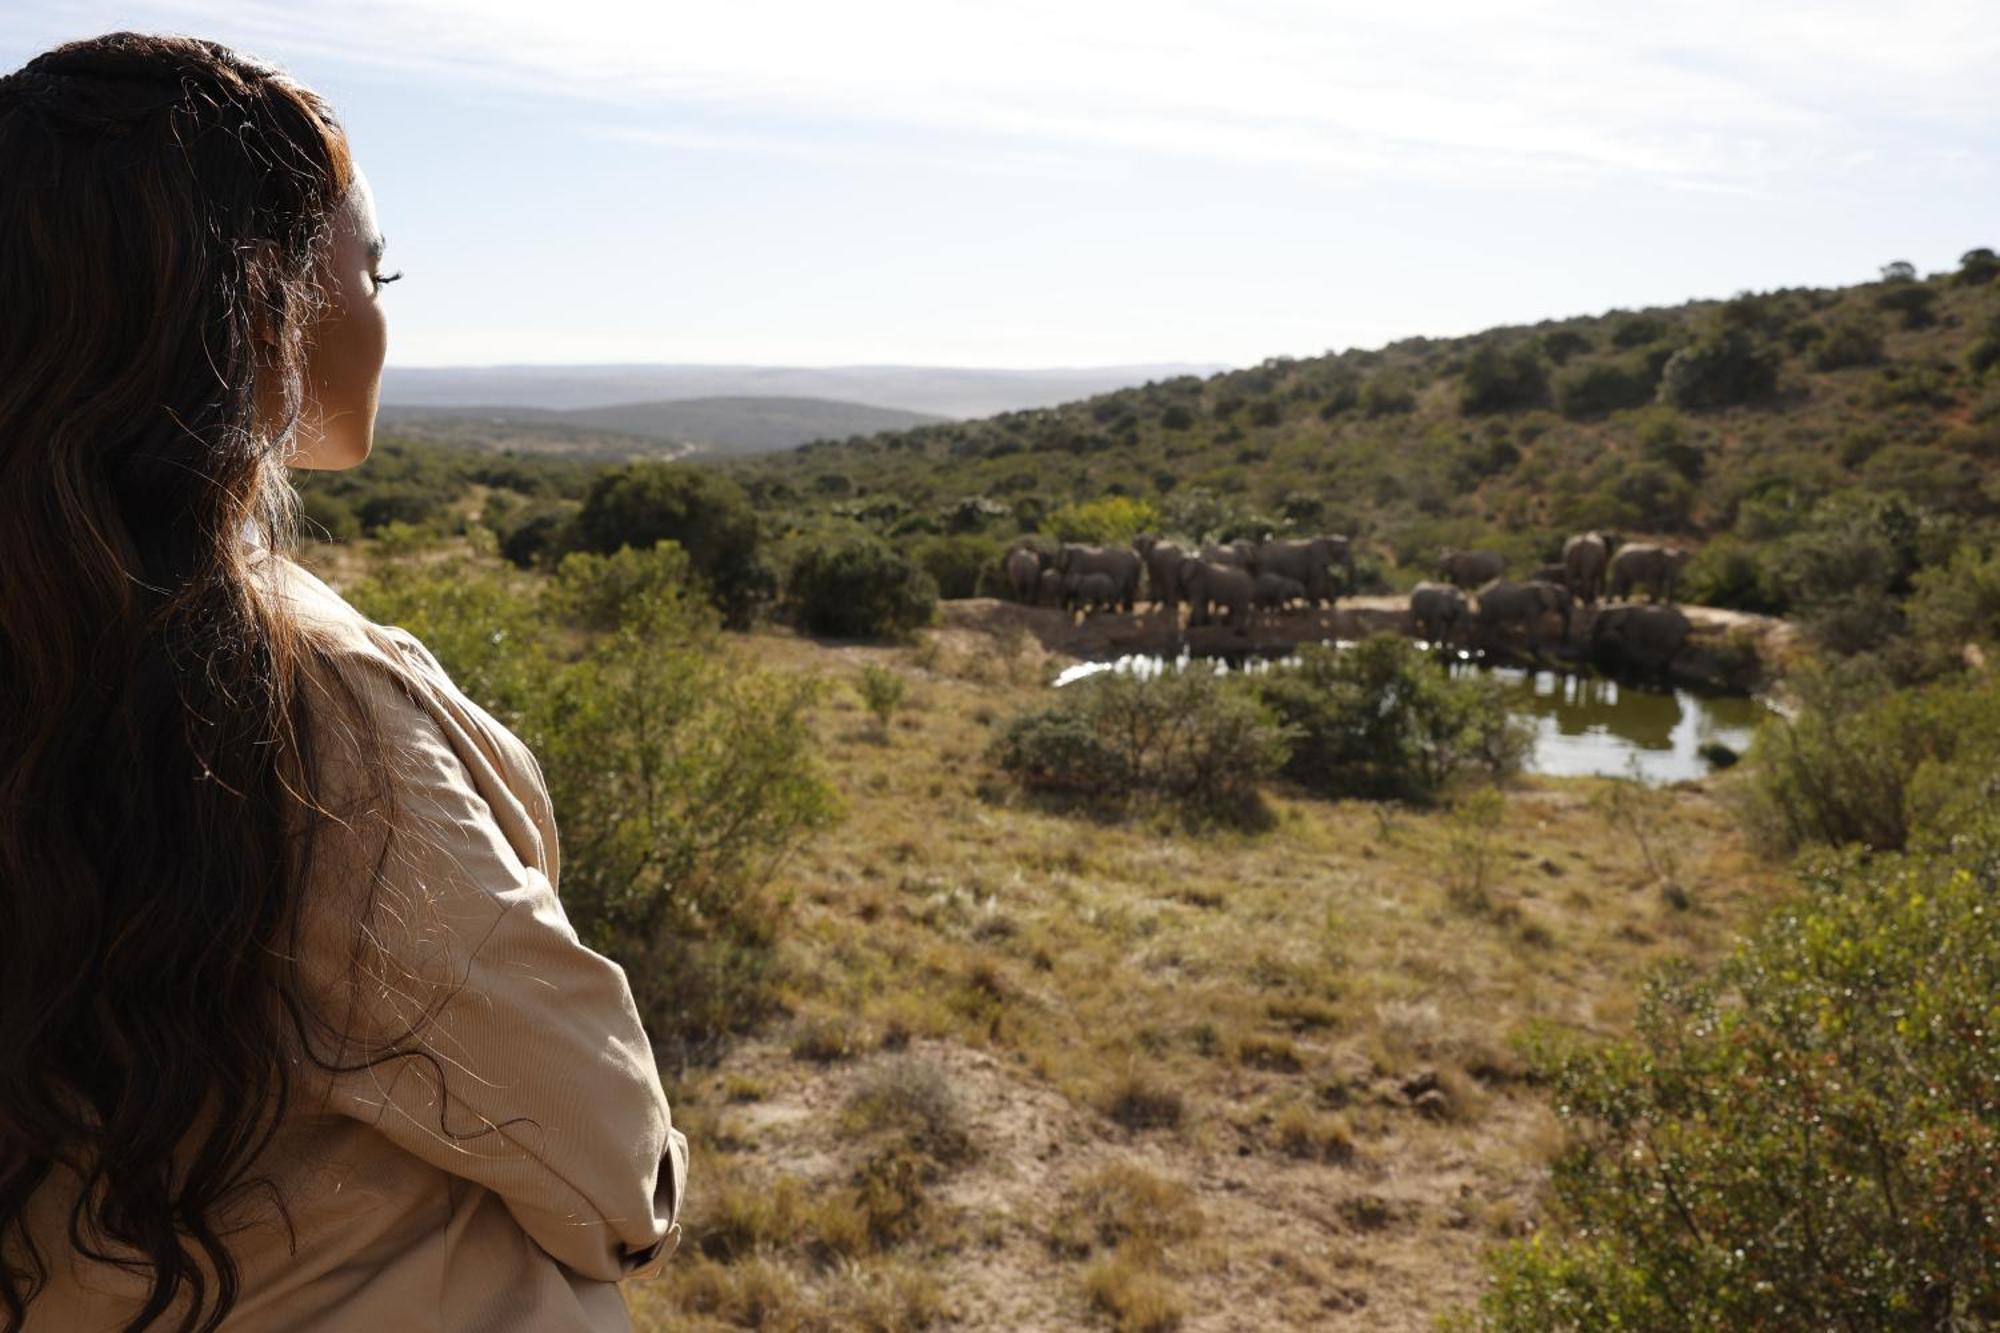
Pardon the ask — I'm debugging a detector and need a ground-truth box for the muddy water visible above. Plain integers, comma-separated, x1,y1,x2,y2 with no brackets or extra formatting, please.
1051,647,1772,783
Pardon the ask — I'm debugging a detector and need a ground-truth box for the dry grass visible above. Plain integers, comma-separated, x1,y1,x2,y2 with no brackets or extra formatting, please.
625,621,1788,1330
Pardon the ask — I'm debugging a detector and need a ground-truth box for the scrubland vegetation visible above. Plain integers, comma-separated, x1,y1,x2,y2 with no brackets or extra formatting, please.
298,253,2000,1328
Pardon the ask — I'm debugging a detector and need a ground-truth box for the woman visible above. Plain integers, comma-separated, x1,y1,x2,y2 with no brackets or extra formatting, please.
0,31,686,1333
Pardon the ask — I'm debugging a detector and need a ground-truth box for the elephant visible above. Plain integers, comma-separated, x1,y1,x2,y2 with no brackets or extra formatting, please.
1438,548,1507,589
1004,546,1043,603
1179,557,1255,635
1036,567,1065,608
1562,532,1609,605
1253,572,1306,613
1408,580,1470,649
1064,571,1120,615
1530,562,1569,587
1475,578,1574,656
1132,535,1189,610
1591,603,1691,677
1199,540,1257,569
1253,536,1354,607
1055,543,1143,612
1607,543,1692,604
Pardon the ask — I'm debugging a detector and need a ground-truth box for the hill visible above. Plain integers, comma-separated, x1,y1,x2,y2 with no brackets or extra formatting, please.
729,254,2000,639
378,395,944,457
566,396,947,454
368,408,694,461
379,362,1230,418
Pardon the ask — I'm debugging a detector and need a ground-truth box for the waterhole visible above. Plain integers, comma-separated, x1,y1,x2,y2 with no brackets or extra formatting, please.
1051,646,1771,783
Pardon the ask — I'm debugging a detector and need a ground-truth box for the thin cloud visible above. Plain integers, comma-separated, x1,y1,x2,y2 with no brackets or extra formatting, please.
16,0,1997,190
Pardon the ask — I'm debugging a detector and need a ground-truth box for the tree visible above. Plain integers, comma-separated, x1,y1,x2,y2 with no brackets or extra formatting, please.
567,459,769,628
1879,258,1918,283
1957,246,1999,286
1460,341,1551,414
1657,327,1780,409
784,535,937,638
1809,312,1886,371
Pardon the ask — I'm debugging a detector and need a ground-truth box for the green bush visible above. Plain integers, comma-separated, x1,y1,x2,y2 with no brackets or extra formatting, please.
1680,536,1786,614
1657,327,1780,409
1250,636,1531,803
1552,357,1656,418
1741,663,2000,856
1875,281,1941,330
785,535,938,639
910,532,1004,599
1908,544,2000,651
298,490,362,543
1809,312,1886,370
1460,341,1551,414
566,459,770,628
990,669,1290,822
1360,372,1416,416
1459,832,2000,1331
1045,495,1162,545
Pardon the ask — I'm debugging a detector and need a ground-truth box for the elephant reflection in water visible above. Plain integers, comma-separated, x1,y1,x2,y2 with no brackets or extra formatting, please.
1535,673,1682,750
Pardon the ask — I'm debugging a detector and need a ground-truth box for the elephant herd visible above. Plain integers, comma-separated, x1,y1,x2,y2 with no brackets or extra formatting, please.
1436,534,1693,606
1417,531,1695,670
1001,528,1699,673
1005,534,1357,634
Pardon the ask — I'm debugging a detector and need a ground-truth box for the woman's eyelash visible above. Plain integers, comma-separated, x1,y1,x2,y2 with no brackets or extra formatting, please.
372,269,404,288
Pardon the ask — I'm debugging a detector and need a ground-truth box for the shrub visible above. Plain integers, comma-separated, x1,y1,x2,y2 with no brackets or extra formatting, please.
854,664,909,736
990,669,1290,821
1908,544,2000,651
1875,280,1941,329
1552,357,1656,418
1360,371,1416,416
1868,359,1958,409
785,535,938,639
298,490,361,543
566,459,769,628
1680,536,1786,614
1460,832,2000,1331
1657,327,1780,409
498,506,570,570
1965,311,2000,378
1460,341,1551,414
1808,312,1886,370
1740,663,2000,856
1045,495,1163,545
1251,636,1532,803
910,532,1003,599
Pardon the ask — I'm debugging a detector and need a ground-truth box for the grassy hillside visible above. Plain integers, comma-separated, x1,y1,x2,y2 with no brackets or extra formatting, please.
729,258,2000,596
598,618,1788,1331
378,395,945,458
567,396,946,454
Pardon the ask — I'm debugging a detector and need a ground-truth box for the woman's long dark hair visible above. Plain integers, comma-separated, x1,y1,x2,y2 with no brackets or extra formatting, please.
0,32,438,1332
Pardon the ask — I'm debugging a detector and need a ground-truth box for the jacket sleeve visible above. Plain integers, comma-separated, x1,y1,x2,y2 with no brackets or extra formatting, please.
298,639,686,1282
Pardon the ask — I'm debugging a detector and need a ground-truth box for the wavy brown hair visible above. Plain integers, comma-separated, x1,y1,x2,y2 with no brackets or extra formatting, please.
0,31,443,1332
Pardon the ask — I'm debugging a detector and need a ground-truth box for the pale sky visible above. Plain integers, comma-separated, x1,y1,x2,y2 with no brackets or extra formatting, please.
9,1,1997,369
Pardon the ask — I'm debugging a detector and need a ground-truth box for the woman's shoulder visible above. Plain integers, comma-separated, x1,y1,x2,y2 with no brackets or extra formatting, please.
265,554,558,866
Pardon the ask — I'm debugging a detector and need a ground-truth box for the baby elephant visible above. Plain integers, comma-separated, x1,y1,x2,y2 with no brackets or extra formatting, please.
1254,572,1306,614
1064,571,1120,614
1409,580,1470,648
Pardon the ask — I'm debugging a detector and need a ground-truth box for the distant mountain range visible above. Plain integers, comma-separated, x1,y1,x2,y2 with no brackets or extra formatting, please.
376,362,1230,457
377,396,945,459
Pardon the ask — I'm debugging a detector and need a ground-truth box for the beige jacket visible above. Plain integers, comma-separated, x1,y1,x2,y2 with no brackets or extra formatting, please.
21,553,685,1332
